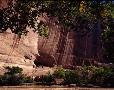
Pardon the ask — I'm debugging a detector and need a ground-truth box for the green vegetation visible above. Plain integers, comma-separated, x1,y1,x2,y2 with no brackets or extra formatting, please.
0,66,33,86
23,76,33,83
34,73,54,85
0,66,114,87
90,67,114,87
0,1,114,35
63,70,79,85
53,67,65,79
102,28,114,63
34,66,114,87
0,0,114,87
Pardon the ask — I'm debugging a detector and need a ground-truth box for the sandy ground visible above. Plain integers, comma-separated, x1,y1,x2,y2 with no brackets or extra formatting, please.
0,87,114,90
0,61,56,76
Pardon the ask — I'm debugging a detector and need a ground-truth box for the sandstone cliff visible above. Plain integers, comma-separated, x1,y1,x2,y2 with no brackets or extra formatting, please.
0,0,103,73
0,28,38,75
38,15,103,68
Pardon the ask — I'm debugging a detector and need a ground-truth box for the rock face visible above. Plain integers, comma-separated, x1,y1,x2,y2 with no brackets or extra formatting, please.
0,0,40,75
0,0,11,9
38,15,103,68
0,28,38,75
0,0,103,71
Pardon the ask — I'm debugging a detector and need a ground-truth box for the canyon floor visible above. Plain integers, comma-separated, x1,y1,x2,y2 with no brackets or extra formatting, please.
0,86,113,90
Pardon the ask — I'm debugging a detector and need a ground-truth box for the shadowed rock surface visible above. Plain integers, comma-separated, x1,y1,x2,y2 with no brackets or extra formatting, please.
38,14,103,68
34,51,56,67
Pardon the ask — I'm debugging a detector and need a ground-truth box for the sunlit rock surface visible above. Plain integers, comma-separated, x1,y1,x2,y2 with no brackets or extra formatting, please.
0,29,38,75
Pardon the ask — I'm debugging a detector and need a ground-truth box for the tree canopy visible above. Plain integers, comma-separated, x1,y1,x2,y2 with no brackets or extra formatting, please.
0,0,113,36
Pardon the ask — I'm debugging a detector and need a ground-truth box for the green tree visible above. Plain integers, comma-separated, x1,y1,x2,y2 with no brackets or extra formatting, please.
1,0,113,36
102,23,114,63
0,0,49,37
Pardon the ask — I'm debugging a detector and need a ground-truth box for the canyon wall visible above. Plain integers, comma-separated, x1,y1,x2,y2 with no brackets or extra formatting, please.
0,0,103,70
38,15,103,68
0,28,39,75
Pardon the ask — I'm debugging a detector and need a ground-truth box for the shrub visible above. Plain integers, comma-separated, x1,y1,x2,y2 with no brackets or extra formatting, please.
34,76,40,82
53,67,65,79
23,76,33,83
52,66,114,87
90,67,114,87
0,73,24,86
5,66,23,75
78,66,96,86
63,70,79,85
0,66,33,86
35,73,54,85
